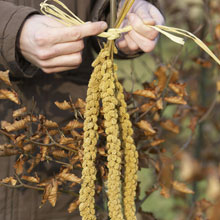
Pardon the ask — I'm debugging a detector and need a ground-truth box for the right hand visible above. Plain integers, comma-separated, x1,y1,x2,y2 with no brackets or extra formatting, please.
19,15,107,74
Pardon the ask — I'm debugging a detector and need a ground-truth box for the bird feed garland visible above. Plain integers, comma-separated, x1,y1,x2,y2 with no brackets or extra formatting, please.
40,1,220,219
79,42,138,220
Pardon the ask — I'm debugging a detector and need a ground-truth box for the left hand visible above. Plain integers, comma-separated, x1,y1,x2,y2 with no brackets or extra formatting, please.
116,0,165,55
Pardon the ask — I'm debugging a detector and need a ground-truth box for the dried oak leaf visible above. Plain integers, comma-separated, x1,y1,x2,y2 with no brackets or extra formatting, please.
150,139,165,147
1,177,17,186
215,24,220,41
0,70,11,86
14,156,25,175
44,120,58,128
68,199,80,213
41,179,58,207
59,136,74,145
54,100,71,110
156,98,163,110
140,102,155,113
160,120,180,134
165,96,187,105
136,120,156,134
168,83,187,97
62,120,83,131
12,107,27,118
21,175,40,183
57,168,81,184
4,116,31,132
158,155,174,198
172,181,194,194
0,144,19,156
154,66,167,92
52,150,67,158
0,89,20,104
74,98,86,115
133,89,156,99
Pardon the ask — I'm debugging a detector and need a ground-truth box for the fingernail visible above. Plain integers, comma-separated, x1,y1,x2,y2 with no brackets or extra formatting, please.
100,22,107,30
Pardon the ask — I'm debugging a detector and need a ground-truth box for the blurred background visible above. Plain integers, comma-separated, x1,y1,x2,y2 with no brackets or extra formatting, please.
116,0,220,219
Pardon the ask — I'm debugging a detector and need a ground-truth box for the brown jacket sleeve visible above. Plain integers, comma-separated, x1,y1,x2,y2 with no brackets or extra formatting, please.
0,1,39,78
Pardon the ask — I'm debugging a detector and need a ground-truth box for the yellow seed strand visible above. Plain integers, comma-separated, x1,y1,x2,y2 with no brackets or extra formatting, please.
99,45,124,220
115,75,138,220
79,52,104,220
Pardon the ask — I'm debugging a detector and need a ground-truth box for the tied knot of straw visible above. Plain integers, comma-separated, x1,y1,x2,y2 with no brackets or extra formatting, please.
101,26,132,40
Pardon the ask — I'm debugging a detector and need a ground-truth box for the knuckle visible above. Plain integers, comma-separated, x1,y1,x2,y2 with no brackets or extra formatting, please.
34,32,47,46
72,29,81,40
78,41,84,50
74,53,82,66
36,50,49,60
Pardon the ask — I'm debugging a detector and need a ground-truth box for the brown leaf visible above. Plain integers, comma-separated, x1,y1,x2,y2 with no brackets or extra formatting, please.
137,120,156,134
52,150,67,158
1,177,17,186
74,98,86,114
0,70,11,86
0,89,20,104
161,120,180,134
215,24,220,41
172,181,194,194
4,116,31,132
62,120,83,131
14,156,25,175
168,83,187,97
133,89,156,99
21,175,40,183
44,120,58,128
59,136,74,145
13,107,27,118
54,100,71,110
140,102,155,113
154,66,167,92
0,144,19,156
42,179,58,207
165,96,187,105
57,168,81,184
159,155,173,198
156,98,163,110
68,199,80,213
150,139,165,147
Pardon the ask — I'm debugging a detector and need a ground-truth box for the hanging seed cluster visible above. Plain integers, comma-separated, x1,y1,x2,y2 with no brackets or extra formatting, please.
79,42,138,220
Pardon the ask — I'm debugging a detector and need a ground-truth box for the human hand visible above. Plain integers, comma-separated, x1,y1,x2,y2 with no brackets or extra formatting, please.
19,15,107,74
116,0,164,55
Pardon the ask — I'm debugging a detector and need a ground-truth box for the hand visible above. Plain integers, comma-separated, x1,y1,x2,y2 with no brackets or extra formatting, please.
19,15,107,74
116,0,164,55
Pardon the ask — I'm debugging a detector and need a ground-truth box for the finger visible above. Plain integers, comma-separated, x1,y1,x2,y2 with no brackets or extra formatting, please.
128,30,156,53
38,52,82,68
35,21,108,45
149,5,165,25
35,40,84,60
128,13,158,40
124,33,139,52
42,66,76,74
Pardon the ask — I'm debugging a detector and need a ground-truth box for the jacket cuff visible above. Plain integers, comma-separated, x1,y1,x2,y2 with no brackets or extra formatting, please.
0,5,39,78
